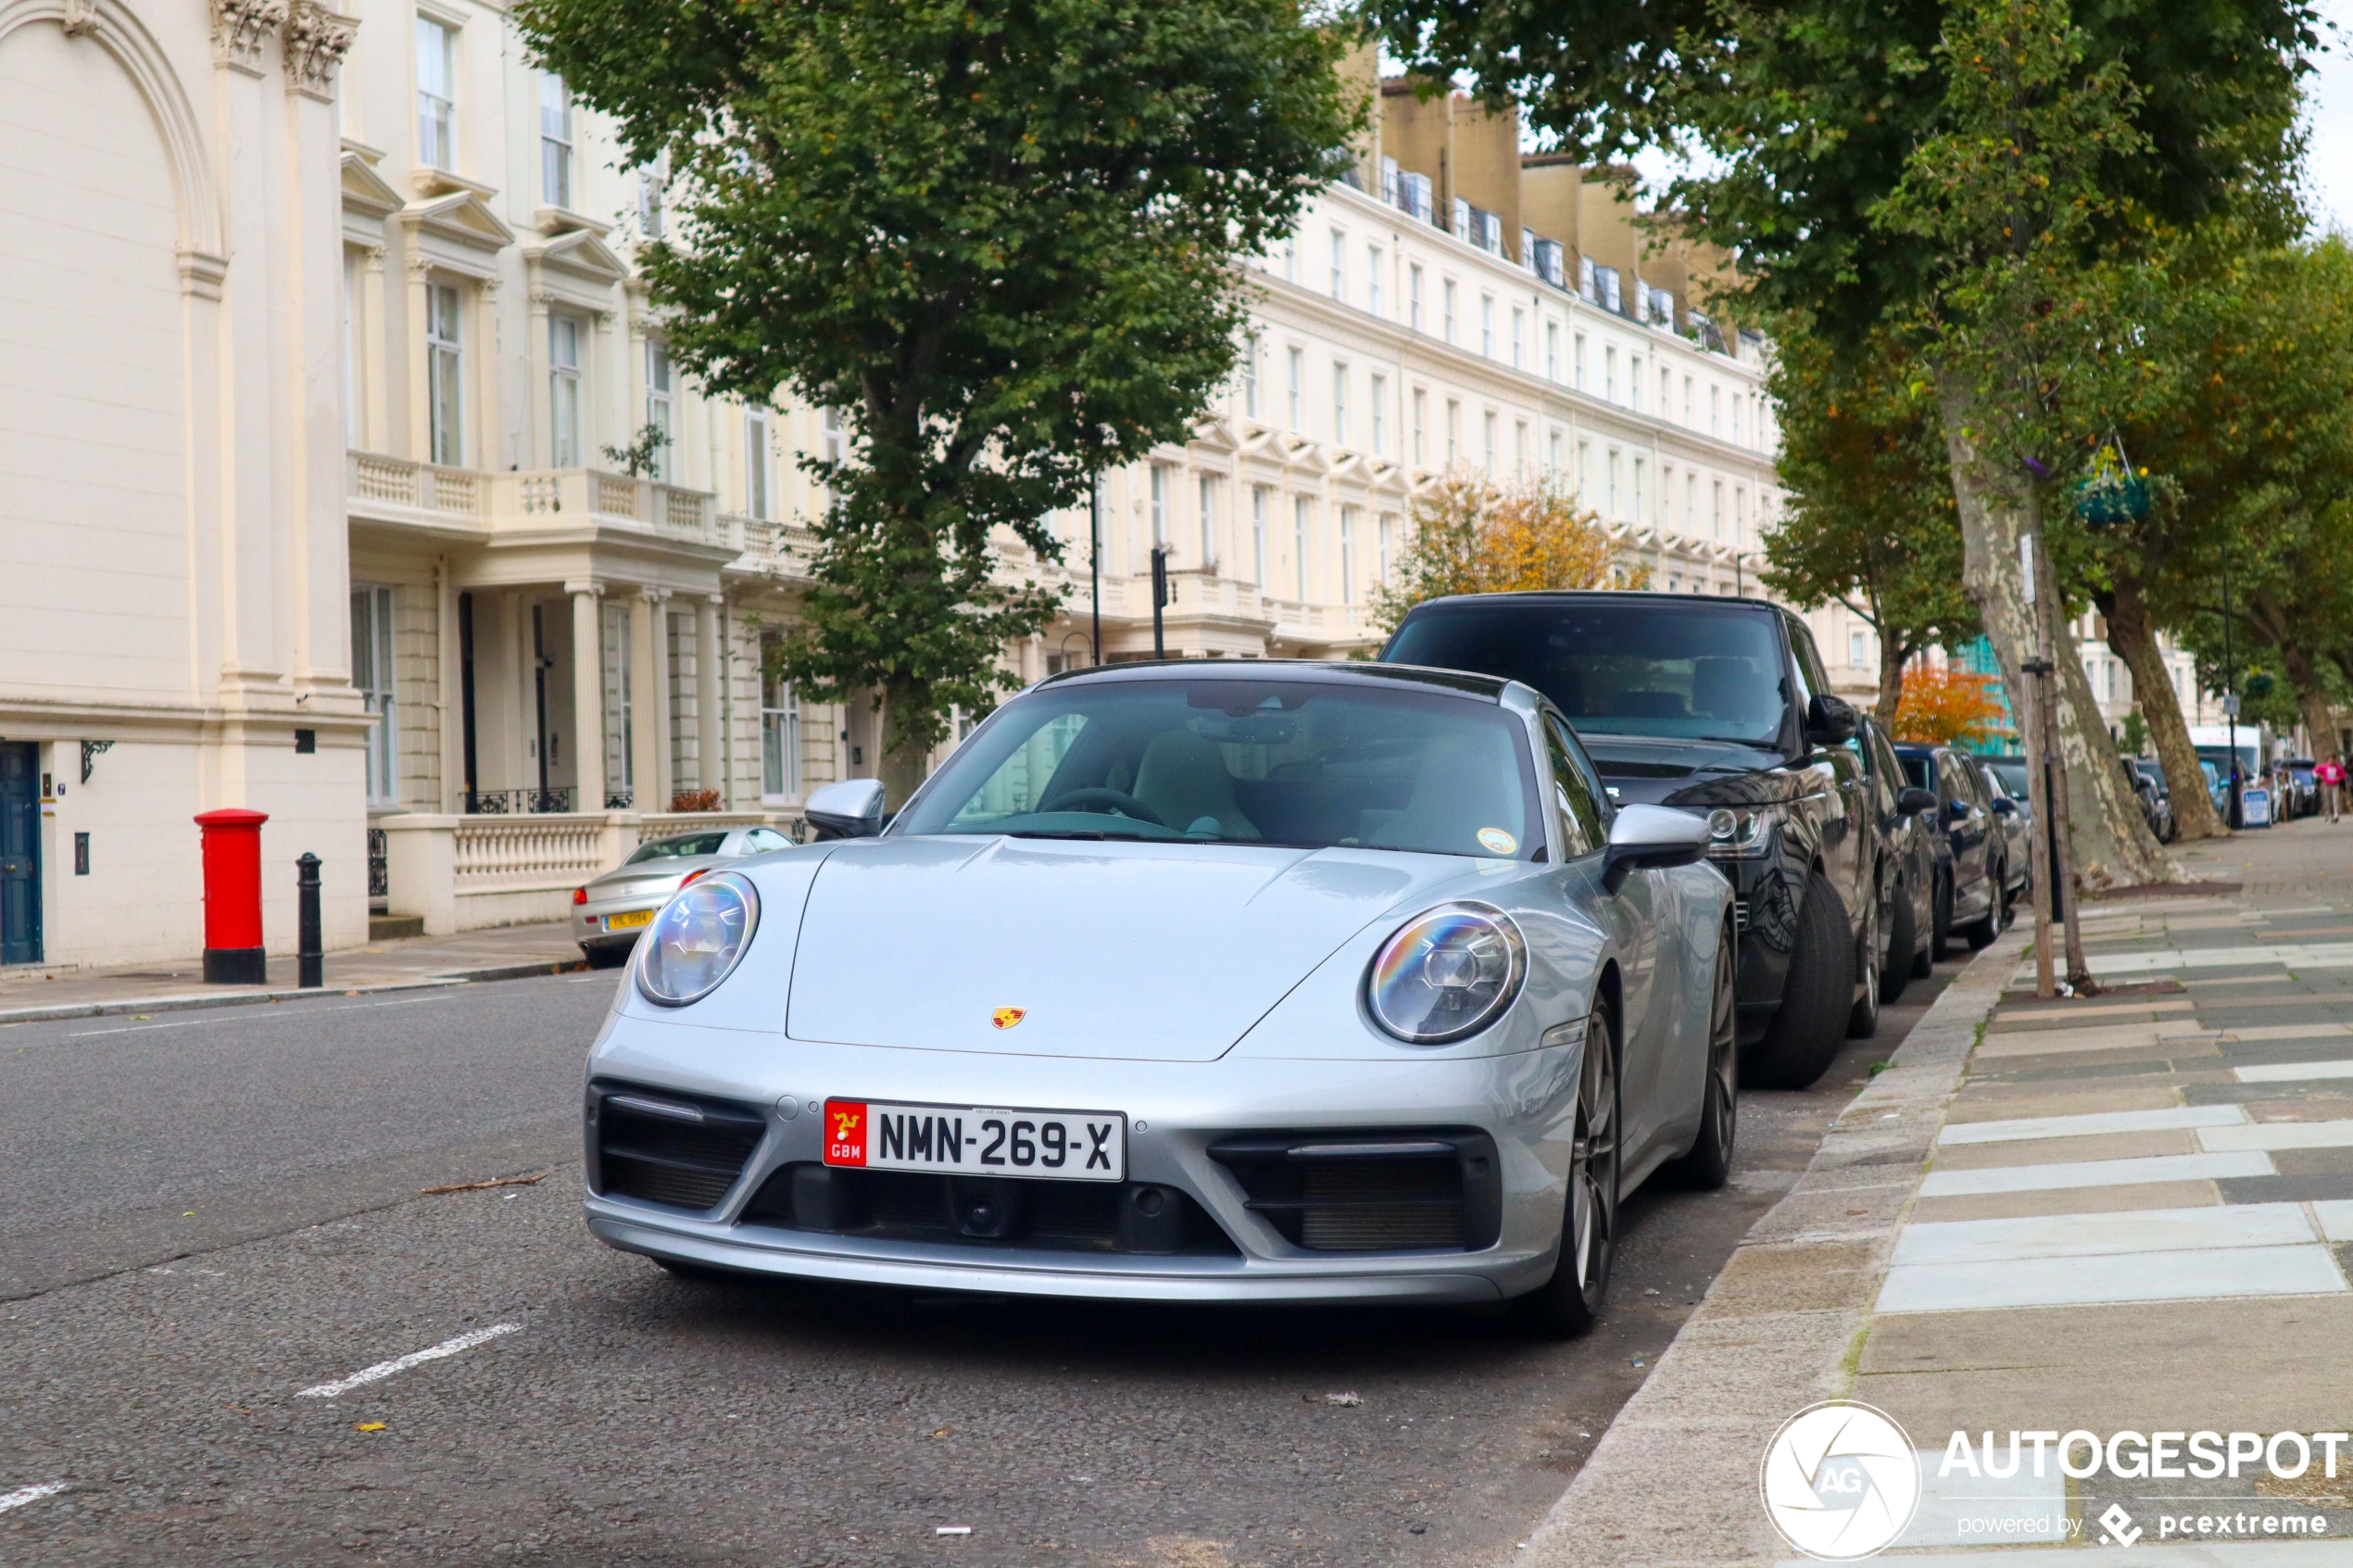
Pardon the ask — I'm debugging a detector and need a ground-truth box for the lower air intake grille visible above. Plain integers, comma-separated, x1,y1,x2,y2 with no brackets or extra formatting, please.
1208,1130,1502,1253
738,1165,1238,1256
591,1085,767,1212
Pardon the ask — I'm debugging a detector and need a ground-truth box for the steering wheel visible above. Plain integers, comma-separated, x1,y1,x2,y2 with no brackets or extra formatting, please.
1038,787,1168,826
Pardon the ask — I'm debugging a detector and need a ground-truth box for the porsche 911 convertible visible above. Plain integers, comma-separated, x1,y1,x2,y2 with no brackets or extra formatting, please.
582,661,1737,1333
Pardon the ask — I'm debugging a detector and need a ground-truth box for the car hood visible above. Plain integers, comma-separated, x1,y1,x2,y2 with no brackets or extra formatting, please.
784,835,1479,1061
1574,733,1799,808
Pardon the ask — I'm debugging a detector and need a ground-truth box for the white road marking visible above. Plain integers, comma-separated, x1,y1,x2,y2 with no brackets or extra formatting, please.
1878,1242,2346,1313
66,992,457,1038
0,1482,68,1514
294,1323,521,1399
2199,1118,2353,1153
2236,1057,2353,1082
1936,1104,2246,1145
1919,1149,2272,1198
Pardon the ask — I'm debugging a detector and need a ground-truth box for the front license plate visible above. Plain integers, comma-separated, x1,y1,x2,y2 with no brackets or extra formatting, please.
604,909,655,932
824,1099,1126,1182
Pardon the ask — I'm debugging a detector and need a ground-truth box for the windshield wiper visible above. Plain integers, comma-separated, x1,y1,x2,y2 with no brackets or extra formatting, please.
1694,734,1785,750
1007,828,1145,842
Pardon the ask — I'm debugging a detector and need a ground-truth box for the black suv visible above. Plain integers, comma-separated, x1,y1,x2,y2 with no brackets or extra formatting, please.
1381,591,1913,1088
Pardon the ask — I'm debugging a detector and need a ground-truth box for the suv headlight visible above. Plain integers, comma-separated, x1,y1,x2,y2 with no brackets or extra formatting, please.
1701,803,1785,859
637,873,760,1006
1365,902,1528,1044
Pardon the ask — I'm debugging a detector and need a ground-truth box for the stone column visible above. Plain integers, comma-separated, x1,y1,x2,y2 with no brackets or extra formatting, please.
631,587,670,809
695,596,723,797
568,583,605,810
359,245,389,451
435,556,463,810
405,252,434,462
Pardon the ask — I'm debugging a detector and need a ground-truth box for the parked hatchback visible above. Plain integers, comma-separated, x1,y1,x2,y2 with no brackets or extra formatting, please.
1894,744,2015,952
1381,591,1886,1089
575,825,798,967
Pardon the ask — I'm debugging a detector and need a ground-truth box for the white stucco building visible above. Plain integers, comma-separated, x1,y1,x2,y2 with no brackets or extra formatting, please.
0,6,1788,971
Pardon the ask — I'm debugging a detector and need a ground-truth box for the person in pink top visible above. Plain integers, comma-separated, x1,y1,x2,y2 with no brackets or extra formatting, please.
2318,755,2347,822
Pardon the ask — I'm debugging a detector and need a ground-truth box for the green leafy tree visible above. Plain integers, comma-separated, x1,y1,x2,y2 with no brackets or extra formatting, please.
1758,328,1977,726
518,0,1357,800
1364,0,2312,884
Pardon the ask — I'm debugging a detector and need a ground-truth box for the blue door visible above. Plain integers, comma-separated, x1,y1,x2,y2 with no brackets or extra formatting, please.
0,744,40,964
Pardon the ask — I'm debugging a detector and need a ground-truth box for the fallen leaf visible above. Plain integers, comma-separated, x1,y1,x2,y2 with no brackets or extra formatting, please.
355,1422,386,1432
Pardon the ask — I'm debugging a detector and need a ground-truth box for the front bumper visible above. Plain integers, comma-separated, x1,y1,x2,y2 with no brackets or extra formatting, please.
582,1021,1580,1305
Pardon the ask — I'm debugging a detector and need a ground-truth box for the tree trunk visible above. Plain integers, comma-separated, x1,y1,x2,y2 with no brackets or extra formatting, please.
1875,634,1907,729
2271,628,2336,764
877,684,930,809
1936,375,2179,889
2103,577,2226,840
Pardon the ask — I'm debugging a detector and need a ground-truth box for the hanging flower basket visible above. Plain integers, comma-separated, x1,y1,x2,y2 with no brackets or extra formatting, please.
2075,441,2150,526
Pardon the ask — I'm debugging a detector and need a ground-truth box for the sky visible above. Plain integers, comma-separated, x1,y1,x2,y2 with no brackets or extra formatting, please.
2307,0,2353,232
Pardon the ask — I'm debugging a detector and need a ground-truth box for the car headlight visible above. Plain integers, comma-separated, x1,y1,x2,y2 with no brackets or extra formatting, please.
1701,803,1784,859
636,873,760,1006
1365,902,1528,1044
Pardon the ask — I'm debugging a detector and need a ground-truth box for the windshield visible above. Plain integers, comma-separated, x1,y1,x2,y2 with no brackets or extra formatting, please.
897,678,1545,859
626,832,730,863
1985,759,2030,797
1385,600,1787,744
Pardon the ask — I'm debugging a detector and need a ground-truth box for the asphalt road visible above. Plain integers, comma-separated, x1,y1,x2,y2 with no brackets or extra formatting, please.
0,957,1961,1567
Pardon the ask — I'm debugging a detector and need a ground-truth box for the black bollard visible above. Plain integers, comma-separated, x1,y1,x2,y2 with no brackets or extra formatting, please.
296,852,323,989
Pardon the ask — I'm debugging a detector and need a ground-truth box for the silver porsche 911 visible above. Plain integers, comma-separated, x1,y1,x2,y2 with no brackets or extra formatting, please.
582,662,1738,1333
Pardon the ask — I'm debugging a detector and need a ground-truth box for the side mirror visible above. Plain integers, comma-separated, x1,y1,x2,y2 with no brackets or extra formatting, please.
1990,796,2018,816
804,777,887,841
1805,692,1859,744
1602,804,1709,893
1945,798,1973,822
1896,786,1939,817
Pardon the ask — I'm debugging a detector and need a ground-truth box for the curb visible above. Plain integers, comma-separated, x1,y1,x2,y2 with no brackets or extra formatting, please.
1514,927,2030,1568
0,957,590,1028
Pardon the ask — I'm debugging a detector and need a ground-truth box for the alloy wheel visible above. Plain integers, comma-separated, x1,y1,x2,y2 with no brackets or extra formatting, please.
1704,939,1738,1159
1567,1009,1621,1310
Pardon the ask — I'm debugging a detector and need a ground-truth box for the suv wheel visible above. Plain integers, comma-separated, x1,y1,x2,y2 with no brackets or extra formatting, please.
1881,876,1916,1003
1743,871,1855,1089
1929,872,1954,960
1847,894,1881,1039
1964,866,2009,948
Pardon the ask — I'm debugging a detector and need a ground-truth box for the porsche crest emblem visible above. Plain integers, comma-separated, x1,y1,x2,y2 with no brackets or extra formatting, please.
990,1007,1027,1030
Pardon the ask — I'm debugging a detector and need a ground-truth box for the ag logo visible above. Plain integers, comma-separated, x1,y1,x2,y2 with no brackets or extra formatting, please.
1759,1401,1921,1560
991,1007,1026,1030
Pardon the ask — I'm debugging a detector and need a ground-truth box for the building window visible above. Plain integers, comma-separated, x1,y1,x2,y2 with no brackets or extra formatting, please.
1684,375,1694,424
1378,512,1395,583
1545,320,1559,382
636,155,668,238
1515,420,1529,478
604,600,634,790
1251,485,1267,584
1331,362,1350,447
746,407,772,520
1604,345,1617,404
1710,383,1721,435
1549,430,1563,473
1284,236,1298,284
1512,307,1525,370
1629,356,1643,411
425,281,463,467
1578,440,1592,501
1660,366,1670,412
1483,410,1498,473
1366,245,1383,316
1329,228,1347,301
1686,471,1697,531
416,16,457,171
1442,279,1457,344
1850,629,1868,669
1731,395,1743,445
1632,457,1645,521
1480,295,1494,358
645,341,674,482
1735,486,1747,542
761,646,800,798
1607,449,1620,516
1150,463,1169,545
1409,264,1424,332
1446,399,1460,468
1287,346,1303,432
1198,473,1216,566
352,585,397,805
1412,388,1427,466
538,72,573,208
1242,335,1260,420
821,405,844,466
1713,479,1725,538
1369,373,1387,456
1340,507,1356,604
548,314,583,469
1293,496,1310,598
1574,332,1587,392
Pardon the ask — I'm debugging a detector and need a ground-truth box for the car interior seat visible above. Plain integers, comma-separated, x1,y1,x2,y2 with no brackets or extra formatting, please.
1132,730,1259,838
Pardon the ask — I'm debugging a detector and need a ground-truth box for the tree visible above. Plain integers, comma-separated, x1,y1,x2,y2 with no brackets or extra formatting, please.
1892,666,2007,746
1364,0,2312,884
1369,472,1641,634
518,0,1356,800
1758,328,1978,726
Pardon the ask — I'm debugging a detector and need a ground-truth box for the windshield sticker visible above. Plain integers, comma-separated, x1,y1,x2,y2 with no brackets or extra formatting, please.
1477,827,1518,855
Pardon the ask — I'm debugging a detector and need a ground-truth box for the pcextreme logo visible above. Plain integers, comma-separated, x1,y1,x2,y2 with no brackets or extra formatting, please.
1760,1401,1924,1560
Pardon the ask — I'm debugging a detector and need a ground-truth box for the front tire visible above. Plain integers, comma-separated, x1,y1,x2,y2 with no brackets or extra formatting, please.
1518,1004,1621,1336
1964,869,2008,948
1743,872,1854,1089
1881,877,1916,1003
1846,893,1882,1040
1666,935,1739,1190
1929,872,1955,960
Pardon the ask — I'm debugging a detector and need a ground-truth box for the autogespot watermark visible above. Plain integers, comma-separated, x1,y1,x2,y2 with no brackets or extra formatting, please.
1762,1409,2346,1560
1760,1402,1923,1560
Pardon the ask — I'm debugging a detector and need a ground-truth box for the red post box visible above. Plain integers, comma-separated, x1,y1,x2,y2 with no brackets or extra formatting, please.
195,808,269,984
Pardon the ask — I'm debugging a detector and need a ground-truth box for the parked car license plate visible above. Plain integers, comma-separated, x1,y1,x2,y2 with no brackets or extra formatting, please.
823,1099,1126,1182
604,909,655,931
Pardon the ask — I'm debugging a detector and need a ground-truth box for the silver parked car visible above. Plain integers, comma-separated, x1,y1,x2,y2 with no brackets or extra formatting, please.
575,825,798,967
581,662,1738,1336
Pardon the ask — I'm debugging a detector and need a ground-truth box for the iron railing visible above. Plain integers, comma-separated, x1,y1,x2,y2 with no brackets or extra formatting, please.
367,827,388,900
463,787,575,814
